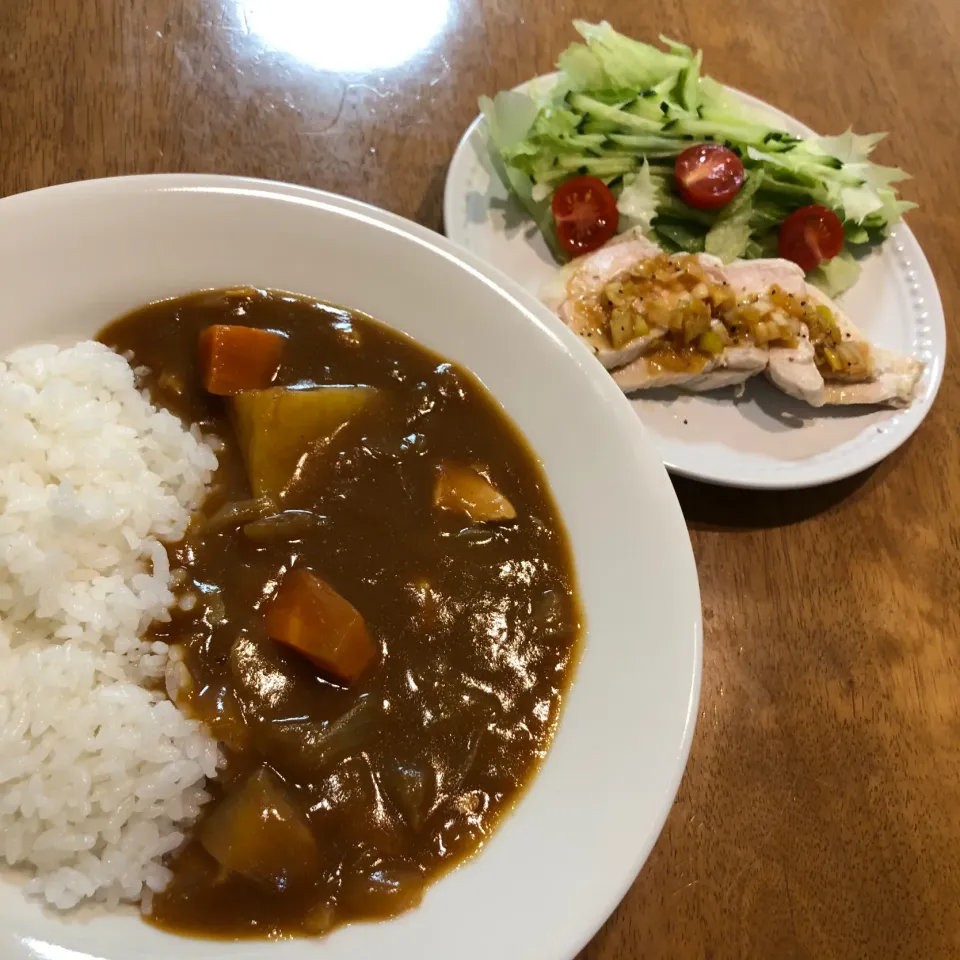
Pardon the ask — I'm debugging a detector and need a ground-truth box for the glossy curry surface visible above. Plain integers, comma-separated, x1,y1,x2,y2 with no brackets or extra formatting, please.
98,290,581,938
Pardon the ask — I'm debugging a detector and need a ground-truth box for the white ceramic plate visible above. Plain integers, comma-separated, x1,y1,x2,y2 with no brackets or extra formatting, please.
444,80,946,489
0,175,701,960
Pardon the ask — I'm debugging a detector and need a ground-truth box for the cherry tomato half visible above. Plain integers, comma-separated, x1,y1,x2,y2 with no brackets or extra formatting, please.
777,204,845,273
674,144,745,210
551,175,619,256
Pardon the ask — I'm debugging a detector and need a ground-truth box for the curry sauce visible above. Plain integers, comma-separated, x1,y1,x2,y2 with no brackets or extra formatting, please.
98,289,581,939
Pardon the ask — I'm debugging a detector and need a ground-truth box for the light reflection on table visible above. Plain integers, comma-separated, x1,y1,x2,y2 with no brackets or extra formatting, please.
235,0,451,72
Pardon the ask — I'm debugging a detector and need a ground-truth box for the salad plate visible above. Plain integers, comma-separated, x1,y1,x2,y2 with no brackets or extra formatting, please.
444,51,945,490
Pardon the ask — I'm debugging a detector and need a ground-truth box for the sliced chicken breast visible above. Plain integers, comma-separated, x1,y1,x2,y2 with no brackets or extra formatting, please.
541,233,662,313
722,259,827,404
550,235,924,409
552,237,666,370
721,257,807,297
805,289,923,407
821,349,924,406
612,343,767,394
766,335,824,406
545,233,727,370
723,259,923,407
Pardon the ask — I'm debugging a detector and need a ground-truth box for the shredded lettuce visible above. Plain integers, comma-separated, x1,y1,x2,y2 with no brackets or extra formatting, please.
480,21,914,283
807,249,862,297
480,93,564,259
799,129,886,165
658,35,694,58
656,221,706,254
704,219,752,262
479,92,537,153
556,42,607,91
617,161,664,235
840,184,885,224
704,173,763,262
571,20,688,90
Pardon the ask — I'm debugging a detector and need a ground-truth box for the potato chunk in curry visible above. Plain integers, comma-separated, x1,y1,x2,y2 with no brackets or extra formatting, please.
200,766,318,890
433,463,517,522
232,385,377,498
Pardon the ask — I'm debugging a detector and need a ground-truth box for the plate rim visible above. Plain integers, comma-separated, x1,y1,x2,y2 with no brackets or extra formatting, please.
0,173,703,960
443,79,946,490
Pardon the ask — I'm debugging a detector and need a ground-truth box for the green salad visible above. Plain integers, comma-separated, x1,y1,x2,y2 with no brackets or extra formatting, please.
480,21,914,296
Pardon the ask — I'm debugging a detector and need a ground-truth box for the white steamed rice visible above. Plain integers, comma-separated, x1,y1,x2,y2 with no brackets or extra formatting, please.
0,341,221,910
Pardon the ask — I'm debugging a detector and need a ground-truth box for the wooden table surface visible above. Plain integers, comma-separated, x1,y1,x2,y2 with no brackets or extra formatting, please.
3,0,959,956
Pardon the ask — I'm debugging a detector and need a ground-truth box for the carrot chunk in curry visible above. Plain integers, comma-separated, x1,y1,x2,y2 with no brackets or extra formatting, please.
265,568,377,684
199,324,285,395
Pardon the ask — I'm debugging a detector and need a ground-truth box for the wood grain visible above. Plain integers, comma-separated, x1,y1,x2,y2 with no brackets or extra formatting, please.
1,0,958,956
